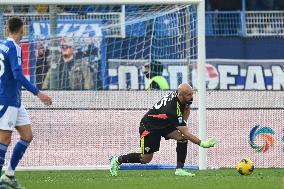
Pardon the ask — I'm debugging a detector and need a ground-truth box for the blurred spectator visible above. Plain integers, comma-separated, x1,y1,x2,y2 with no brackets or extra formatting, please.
42,37,94,90
143,60,169,90
12,5,34,13
247,24,260,35
264,23,276,34
69,52,95,90
85,38,101,89
1,5,14,13
36,5,49,13
5,5,38,13
35,40,50,89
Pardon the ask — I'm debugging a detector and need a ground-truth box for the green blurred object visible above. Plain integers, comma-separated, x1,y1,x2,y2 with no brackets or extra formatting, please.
145,76,169,90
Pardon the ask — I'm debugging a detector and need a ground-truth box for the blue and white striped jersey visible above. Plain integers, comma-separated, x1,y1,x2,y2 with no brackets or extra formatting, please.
0,38,39,107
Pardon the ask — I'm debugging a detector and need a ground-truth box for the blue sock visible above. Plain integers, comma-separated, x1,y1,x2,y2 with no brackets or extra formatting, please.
0,143,8,175
6,139,30,176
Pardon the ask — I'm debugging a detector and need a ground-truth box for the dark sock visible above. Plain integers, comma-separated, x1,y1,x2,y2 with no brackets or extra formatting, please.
118,153,141,164
176,141,188,169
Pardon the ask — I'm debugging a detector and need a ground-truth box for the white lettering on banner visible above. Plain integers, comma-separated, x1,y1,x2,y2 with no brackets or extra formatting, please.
58,24,72,37
271,65,284,90
245,66,266,90
108,69,118,90
109,62,284,90
32,22,103,38
264,69,272,90
32,23,48,38
217,65,239,89
167,65,188,89
118,66,138,89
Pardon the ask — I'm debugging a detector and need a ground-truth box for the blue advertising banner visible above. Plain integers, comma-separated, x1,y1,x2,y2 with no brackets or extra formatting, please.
108,59,284,90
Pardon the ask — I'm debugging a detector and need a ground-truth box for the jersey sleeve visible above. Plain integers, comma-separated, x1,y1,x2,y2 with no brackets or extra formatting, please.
8,45,39,95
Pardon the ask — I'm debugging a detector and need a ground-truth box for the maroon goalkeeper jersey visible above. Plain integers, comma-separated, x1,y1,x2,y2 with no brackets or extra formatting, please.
141,91,187,130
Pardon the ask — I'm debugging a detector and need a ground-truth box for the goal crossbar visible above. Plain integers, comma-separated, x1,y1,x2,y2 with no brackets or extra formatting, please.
0,0,202,5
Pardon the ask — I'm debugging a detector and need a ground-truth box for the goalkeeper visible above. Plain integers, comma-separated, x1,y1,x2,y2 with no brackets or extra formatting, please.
143,61,191,176
110,82,217,176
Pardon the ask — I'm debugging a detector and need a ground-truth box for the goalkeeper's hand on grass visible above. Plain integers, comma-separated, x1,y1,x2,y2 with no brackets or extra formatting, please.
200,138,217,148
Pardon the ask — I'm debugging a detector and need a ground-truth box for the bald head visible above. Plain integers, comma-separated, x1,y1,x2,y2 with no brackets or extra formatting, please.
178,83,192,94
177,83,193,105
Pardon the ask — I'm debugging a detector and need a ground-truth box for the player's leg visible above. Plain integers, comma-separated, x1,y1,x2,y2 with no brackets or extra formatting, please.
176,140,188,168
175,140,192,176
0,106,16,189
116,130,156,164
0,131,12,173
166,130,195,177
1,105,31,189
110,153,152,177
0,131,12,189
1,126,31,189
110,126,160,176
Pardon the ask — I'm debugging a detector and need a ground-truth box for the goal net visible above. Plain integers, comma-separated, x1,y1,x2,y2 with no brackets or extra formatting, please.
1,4,198,90
0,2,205,170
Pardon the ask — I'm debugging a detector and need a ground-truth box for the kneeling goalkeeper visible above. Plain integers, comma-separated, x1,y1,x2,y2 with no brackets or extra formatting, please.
110,83,217,176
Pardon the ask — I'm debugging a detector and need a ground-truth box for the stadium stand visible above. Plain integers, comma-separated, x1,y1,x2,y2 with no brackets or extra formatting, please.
1,3,284,38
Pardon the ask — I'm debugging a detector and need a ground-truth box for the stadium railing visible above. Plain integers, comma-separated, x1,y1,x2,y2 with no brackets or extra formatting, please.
206,10,284,37
246,11,284,37
205,11,243,36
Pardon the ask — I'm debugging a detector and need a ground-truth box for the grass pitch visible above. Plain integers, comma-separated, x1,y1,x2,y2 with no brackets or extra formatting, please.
13,168,284,189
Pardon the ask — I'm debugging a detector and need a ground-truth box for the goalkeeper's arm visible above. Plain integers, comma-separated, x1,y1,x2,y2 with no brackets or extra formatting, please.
177,126,217,148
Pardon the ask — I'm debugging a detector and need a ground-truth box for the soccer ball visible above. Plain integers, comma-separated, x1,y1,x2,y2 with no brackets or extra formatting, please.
236,159,254,175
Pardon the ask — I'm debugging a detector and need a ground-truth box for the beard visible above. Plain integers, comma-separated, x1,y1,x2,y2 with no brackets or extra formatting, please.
186,98,193,105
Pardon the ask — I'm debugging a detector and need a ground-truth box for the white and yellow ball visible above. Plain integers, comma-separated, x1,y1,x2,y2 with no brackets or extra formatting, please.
236,159,254,176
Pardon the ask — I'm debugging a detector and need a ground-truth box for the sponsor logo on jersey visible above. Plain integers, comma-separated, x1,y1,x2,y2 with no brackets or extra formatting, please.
8,121,14,128
176,102,182,117
145,147,151,152
178,117,183,124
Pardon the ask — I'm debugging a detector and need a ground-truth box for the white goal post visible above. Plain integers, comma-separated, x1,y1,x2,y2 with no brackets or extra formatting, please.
0,0,207,170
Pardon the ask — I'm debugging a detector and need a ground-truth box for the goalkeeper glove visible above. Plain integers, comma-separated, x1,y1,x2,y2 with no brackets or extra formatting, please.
200,138,217,148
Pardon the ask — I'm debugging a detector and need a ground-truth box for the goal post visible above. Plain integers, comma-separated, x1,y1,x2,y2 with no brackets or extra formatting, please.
0,0,207,170
196,0,207,171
